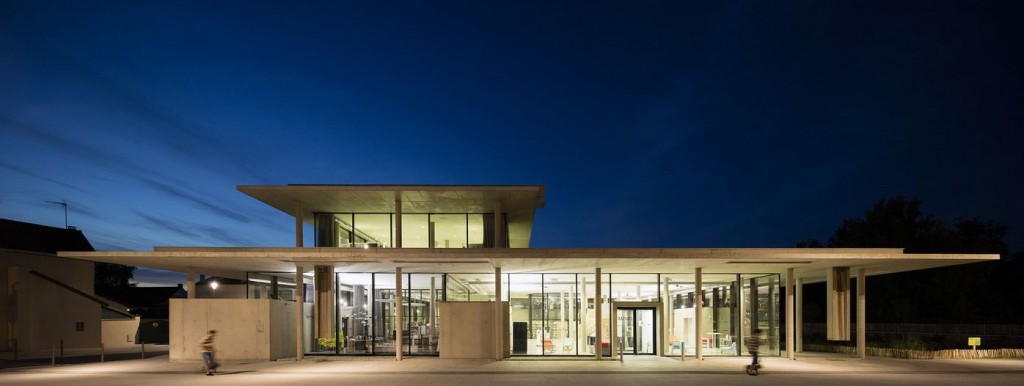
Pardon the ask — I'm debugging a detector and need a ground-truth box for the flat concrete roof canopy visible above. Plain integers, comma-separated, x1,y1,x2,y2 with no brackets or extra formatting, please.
60,247,998,283
59,184,998,283
237,184,546,248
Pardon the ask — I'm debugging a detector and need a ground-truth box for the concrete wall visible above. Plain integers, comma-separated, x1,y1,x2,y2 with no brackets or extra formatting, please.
269,298,297,359
1,250,100,353
169,298,297,362
438,301,508,359
102,317,141,350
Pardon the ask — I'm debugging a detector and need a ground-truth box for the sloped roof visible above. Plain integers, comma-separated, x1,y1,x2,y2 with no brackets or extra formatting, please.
0,218,94,254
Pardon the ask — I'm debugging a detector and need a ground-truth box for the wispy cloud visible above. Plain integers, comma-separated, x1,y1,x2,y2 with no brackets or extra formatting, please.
134,210,256,246
0,160,90,193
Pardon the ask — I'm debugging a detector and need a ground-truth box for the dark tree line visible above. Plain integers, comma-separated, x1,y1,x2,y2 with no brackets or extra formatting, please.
95,262,136,297
799,195,1023,324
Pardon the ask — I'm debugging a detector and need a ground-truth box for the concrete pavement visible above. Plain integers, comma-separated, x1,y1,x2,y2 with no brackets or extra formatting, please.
2,353,1023,386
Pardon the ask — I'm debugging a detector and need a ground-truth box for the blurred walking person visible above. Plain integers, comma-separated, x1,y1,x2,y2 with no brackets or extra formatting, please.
745,329,764,376
200,329,219,376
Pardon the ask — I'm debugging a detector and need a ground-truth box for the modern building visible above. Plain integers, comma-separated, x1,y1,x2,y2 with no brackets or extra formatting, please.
59,185,998,362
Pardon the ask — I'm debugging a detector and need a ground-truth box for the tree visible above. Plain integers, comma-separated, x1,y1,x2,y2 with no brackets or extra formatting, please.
95,262,136,295
799,195,1016,324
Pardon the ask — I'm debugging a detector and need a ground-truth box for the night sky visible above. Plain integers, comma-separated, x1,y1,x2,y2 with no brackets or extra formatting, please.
2,1,1022,286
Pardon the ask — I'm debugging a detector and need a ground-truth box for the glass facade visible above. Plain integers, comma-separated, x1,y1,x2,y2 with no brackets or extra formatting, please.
248,270,780,357
314,212,509,248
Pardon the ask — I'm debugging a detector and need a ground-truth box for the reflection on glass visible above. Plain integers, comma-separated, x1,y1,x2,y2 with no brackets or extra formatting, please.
337,273,372,354
468,214,485,248
446,273,494,301
246,272,298,301
742,274,780,356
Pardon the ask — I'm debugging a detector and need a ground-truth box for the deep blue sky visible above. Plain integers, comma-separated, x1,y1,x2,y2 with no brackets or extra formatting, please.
2,1,1022,286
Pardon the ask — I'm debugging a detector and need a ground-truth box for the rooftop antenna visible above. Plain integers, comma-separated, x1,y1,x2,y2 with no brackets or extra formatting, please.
46,200,69,229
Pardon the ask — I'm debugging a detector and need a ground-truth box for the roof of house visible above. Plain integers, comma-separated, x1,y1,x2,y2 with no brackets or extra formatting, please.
0,218,95,254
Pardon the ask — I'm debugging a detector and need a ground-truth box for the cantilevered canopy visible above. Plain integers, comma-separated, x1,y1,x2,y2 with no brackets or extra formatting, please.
60,247,997,283
238,184,545,248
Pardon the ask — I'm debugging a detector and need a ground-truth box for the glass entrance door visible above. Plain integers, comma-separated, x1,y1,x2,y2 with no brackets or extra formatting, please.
617,308,656,355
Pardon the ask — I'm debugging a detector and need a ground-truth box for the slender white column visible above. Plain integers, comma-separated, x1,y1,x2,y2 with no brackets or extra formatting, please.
786,268,795,360
663,278,670,357
295,265,304,360
796,277,804,352
581,277,588,353
857,268,866,359
610,302,617,359
394,198,402,248
560,291,566,343
595,268,602,360
294,201,303,247
430,276,436,346
396,267,403,361
186,267,195,299
494,266,503,360
695,267,703,360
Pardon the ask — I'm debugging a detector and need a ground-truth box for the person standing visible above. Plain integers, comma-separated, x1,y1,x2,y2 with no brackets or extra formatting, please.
200,330,219,376
745,328,764,376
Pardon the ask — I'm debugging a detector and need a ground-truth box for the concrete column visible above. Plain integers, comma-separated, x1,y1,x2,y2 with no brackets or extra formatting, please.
295,265,305,360
394,198,402,248
396,267,403,361
294,201,304,248
429,276,436,346
796,277,804,352
786,268,795,360
595,267,602,360
581,277,588,353
494,200,504,248
494,266,503,360
314,265,335,343
695,267,703,360
610,302,617,358
857,268,866,359
186,267,195,299
663,278,670,357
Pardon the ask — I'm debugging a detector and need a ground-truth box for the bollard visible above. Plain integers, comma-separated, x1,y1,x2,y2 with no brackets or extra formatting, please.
619,345,624,363
101,343,105,362
141,342,146,359
51,345,56,367
681,342,685,362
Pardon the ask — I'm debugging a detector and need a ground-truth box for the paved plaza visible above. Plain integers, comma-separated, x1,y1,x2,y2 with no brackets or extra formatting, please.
2,353,1023,386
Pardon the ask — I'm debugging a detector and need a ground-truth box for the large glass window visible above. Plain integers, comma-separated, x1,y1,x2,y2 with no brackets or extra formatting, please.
430,214,467,248
406,273,443,355
316,212,506,248
663,273,744,356
579,273,611,356
372,273,398,354
544,274,578,355
337,273,372,354
467,214,485,248
742,274,780,356
445,273,494,301
401,214,429,248
246,272,300,301
353,214,391,247
609,274,660,302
